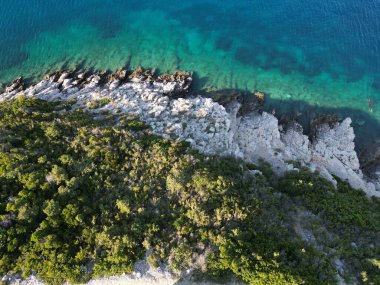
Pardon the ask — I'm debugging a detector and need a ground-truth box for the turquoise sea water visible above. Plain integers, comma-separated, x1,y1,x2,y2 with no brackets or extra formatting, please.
1,0,380,147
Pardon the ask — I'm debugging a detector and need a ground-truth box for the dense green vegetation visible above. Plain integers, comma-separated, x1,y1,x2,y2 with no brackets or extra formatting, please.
0,97,379,284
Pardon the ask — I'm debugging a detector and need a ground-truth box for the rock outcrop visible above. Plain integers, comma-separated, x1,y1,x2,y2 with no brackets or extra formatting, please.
1,69,378,197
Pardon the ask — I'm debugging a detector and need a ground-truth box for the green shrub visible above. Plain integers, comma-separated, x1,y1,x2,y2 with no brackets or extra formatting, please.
87,98,110,109
0,97,378,284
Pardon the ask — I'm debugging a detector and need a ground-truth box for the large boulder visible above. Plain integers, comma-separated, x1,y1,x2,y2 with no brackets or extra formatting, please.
311,118,377,194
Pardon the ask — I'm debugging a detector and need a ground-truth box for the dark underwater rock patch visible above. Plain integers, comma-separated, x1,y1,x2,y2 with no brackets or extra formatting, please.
215,36,233,51
234,46,258,66
87,14,123,39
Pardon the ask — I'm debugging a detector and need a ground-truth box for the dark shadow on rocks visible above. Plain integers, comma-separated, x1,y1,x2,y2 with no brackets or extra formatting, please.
196,88,243,105
190,72,210,91
193,88,264,116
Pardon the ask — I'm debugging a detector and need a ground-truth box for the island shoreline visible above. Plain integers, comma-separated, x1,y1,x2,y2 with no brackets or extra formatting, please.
1,67,379,197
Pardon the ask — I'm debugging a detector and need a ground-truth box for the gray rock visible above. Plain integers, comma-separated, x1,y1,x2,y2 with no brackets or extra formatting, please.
1,74,378,197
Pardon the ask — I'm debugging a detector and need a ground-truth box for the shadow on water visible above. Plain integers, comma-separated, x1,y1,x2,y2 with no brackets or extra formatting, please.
190,72,211,92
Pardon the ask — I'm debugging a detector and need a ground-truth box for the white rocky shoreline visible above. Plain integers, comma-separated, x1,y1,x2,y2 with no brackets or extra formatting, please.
1,67,379,284
2,260,243,285
1,68,379,197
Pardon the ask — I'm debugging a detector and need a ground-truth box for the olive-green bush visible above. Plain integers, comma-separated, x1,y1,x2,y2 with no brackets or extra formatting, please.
0,97,378,284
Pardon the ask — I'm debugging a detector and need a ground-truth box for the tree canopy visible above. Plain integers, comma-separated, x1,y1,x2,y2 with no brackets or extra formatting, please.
0,97,379,285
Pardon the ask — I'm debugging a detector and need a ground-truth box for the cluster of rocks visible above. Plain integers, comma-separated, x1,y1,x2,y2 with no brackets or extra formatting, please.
5,76,24,93
2,67,192,99
0,68,379,197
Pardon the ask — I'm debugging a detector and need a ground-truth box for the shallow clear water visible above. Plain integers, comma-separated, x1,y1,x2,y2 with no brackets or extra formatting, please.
1,0,380,146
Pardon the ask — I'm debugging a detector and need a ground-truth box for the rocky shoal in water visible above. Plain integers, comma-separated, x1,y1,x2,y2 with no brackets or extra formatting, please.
1,67,379,197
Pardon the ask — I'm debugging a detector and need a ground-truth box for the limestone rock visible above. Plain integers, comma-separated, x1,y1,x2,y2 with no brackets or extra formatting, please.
0,70,378,197
236,112,289,173
281,122,311,164
311,118,377,194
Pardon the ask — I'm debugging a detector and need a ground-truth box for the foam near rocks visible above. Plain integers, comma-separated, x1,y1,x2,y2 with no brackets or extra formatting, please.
1,69,379,199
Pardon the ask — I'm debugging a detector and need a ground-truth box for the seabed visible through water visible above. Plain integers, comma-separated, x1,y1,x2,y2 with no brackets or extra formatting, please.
1,0,380,153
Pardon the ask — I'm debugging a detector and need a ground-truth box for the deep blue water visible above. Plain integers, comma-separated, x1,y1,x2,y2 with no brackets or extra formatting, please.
1,0,380,146
1,0,379,80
